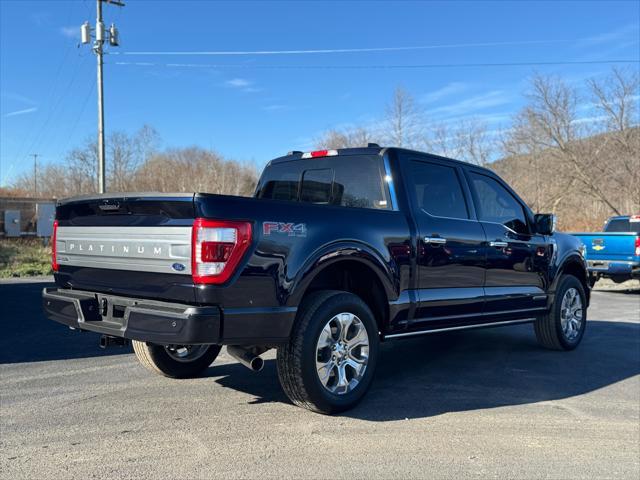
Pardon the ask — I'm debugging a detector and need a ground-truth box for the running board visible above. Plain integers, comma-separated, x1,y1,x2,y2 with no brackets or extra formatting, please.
385,318,536,339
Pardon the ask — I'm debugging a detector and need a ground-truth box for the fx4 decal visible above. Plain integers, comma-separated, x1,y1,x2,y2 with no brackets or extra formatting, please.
263,222,307,237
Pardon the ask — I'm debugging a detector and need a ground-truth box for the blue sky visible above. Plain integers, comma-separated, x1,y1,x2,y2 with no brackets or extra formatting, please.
1,0,639,186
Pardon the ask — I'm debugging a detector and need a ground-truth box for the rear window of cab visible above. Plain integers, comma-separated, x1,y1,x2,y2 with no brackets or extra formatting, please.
255,155,390,210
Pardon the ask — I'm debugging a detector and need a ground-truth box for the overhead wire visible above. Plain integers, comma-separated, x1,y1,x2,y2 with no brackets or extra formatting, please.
112,59,640,69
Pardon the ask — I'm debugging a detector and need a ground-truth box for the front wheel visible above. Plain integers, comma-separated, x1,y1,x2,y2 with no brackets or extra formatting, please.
277,290,379,414
534,275,587,350
132,341,221,378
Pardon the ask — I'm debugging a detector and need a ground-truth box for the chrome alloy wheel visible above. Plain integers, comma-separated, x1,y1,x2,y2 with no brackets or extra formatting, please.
560,288,583,341
315,312,370,395
164,345,210,363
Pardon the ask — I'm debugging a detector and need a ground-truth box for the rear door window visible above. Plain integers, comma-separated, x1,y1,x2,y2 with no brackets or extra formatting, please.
409,161,469,219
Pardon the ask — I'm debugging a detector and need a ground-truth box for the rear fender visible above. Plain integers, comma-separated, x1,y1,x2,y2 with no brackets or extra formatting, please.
287,241,397,308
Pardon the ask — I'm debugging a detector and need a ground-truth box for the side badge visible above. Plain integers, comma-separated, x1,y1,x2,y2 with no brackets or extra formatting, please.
172,263,186,272
263,221,307,237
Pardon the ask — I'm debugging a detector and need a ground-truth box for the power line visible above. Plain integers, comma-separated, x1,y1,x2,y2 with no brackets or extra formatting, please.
113,59,640,69
116,38,582,56
11,0,86,176
59,81,97,157
20,54,89,163
11,40,75,166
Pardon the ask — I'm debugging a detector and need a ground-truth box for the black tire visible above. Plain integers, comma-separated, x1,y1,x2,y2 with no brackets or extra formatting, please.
277,290,380,414
534,275,587,351
588,274,598,288
132,341,221,379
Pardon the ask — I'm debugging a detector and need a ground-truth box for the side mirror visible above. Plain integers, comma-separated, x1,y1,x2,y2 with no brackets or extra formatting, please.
534,213,557,235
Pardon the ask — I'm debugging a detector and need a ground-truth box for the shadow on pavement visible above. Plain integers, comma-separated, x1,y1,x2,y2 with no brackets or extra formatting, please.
209,319,640,420
0,281,132,364
3,280,638,422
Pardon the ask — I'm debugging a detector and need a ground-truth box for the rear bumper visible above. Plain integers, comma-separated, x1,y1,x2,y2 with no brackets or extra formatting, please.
42,288,296,345
43,288,221,344
588,260,640,278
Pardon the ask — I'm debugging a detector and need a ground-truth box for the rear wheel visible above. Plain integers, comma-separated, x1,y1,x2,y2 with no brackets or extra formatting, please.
132,341,221,378
277,290,379,414
534,275,587,350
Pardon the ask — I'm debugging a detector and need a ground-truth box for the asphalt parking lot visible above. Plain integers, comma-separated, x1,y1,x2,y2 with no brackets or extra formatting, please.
1,278,638,479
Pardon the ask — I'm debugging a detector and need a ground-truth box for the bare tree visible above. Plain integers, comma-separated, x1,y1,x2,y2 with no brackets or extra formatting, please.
384,86,423,148
314,126,379,149
132,147,257,196
108,126,160,191
424,118,494,166
587,68,640,212
503,72,639,216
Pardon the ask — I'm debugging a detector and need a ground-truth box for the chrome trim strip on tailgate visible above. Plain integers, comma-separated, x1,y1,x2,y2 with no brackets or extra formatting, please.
56,226,192,275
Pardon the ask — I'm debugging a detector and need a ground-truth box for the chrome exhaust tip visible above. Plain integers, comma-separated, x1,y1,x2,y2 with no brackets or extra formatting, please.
227,345,265,372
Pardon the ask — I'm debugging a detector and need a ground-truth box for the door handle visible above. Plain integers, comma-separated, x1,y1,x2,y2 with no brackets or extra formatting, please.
489,241,508,248
424,236,447,245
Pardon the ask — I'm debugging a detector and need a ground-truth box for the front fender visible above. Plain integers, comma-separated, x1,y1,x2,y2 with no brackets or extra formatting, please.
550,251,590,305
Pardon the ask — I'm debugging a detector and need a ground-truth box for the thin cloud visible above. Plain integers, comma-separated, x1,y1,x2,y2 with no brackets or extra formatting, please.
60,26,78,39
225,78,262,93
426,91,511,118
30,12,51,27
577,24,639,48
421,82,469,104
4,107,38,118
263,104,287,111
1,92,36,106
226,78,252,88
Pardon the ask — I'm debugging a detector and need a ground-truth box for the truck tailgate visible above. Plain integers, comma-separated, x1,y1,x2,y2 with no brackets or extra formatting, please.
571,232,638,261
54,193,197,304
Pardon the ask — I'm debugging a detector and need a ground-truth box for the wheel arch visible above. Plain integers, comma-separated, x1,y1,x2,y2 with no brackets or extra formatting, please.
554,254,591,306
289,244,396,333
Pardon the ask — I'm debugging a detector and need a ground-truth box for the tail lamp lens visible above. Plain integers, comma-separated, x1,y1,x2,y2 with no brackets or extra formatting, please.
301,149,339,159
635,236,640,257
192,219,252,284
51,219,59,272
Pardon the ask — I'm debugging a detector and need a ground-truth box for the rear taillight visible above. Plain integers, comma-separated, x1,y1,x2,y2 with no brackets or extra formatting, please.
635,236,640,257
51,219,59,272
191,218,252,284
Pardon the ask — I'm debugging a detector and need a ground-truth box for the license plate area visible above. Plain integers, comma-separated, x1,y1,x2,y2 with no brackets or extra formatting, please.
93,294,140,327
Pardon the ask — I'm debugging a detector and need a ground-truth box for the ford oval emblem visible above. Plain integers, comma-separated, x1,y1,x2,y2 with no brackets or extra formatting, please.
172,263,186,272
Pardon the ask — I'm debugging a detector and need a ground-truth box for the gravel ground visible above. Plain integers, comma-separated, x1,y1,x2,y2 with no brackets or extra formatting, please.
1,278,638,479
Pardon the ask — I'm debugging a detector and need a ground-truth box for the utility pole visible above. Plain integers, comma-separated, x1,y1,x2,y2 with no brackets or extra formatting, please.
31,154,39,197
96,0,106,194
80,0,124,194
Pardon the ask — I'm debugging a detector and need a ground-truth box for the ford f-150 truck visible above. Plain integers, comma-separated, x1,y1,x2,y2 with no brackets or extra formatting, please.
571,215,640,286
43,146,590,414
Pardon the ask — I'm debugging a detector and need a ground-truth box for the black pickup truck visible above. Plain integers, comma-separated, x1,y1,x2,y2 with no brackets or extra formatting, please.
43,146,590,414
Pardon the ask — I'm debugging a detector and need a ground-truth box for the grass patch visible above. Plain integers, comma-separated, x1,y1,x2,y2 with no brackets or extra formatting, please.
0,238,52,278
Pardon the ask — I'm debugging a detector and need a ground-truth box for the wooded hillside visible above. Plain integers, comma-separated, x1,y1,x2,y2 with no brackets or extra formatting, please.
6,68,638,232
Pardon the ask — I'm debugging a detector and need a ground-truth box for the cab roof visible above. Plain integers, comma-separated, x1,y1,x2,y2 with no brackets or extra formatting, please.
269,145,493,174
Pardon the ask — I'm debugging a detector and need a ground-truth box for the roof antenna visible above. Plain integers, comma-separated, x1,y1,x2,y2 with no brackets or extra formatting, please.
367,143,380,148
